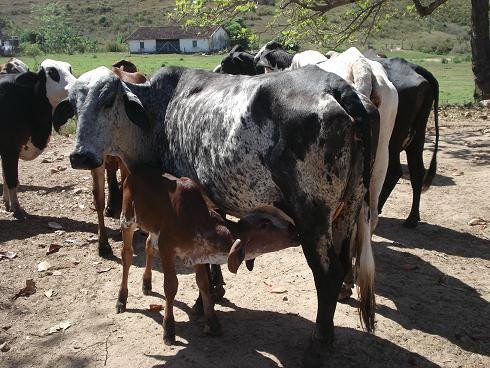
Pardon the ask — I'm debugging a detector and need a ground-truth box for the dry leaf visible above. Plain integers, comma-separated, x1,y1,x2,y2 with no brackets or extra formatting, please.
468,217,487,226
48,321,71,334
0,250,17,261
149,304,164,312
269,286,288,294
96,266,112,273
401,264,418,271
48,222,63,230
37,261,51,272
44,289,54,298
46,244,61,255
13,279,36,300
87,236,98,243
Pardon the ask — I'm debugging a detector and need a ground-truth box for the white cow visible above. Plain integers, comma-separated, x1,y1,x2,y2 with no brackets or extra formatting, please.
40,59,77,108
291,47,398,233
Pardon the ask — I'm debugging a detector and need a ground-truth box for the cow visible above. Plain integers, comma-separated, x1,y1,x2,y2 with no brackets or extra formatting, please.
214,45,265,75
0,57,29,74
373,57,439,228
1,60,76,219
0,70,53,218
291,48,399,233
117,165,300,344
85,61,148,257
254,41,294,72
53,65,379,367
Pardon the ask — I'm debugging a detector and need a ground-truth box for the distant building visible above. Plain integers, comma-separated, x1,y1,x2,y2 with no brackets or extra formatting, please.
127,25,230,54
0,33,19,56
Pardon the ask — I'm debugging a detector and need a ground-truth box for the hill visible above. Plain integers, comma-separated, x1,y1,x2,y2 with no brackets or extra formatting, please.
0,0,471,53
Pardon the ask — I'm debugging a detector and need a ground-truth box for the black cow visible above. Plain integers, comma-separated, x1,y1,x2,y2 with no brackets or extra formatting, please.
374,57,440,228
215,45,265,75
254,41,294,72
54,65,379,367
0,70,52,219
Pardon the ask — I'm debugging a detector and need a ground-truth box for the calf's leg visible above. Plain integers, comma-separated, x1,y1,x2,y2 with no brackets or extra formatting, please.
104,157,122,219
116,223,136,313
91,165,112,257
1,153,26,219
142,234,155,295
377,151,402,215
404,134,425,228
195,264,222,336
160,246,178,345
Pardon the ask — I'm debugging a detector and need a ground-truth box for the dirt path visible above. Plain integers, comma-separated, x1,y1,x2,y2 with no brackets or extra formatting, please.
1,108,489,368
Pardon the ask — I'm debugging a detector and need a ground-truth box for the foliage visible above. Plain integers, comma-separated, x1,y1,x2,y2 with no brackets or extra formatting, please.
21,3,98,54
20,42,43,67
224,18,257,49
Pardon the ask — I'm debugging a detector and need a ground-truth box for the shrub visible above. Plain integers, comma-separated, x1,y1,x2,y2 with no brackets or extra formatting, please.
105,40,125,52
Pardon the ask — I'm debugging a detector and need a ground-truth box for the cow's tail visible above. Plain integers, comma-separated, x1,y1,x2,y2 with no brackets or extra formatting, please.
355,202,376,333
412,64,440,192
336,88,377,333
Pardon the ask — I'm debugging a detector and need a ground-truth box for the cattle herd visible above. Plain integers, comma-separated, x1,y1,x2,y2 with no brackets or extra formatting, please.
0,42,439,367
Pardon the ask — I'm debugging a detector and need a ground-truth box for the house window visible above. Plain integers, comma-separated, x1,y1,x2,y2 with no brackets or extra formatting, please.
192,40,197,48
140,41,144,49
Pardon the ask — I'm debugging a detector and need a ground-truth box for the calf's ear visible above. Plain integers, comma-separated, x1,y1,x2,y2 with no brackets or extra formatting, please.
121,82,150,131
53,99,75,132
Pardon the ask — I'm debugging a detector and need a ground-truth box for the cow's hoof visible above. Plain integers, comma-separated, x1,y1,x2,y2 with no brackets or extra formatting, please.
212,285,226,302
116,300,126,313
163,318,175,346
104,206,116,218
3,200,11,212
13,207,27,220
301,333,332,368
203,315,222,336
403,217,419,228
142,279,152,295
191,295,204,316
98,241,113,258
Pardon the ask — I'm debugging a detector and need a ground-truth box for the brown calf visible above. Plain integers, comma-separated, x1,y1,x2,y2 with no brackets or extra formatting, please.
0,58,28,74
116,166,299,344
91,62,148,256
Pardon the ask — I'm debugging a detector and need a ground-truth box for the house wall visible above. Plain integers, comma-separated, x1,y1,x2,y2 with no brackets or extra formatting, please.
209,27,230,51
179,38,209,53
128,39,156,54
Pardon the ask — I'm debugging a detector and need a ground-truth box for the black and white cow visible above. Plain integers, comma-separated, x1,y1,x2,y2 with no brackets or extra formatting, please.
0,60,76,218
373,57,439,228
214,45,265,75
0,57,29,74
54,65,379,367
254,41,294,72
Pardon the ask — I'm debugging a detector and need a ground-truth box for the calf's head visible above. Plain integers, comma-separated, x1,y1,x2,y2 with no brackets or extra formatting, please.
227,208,300,273
52,67,150,170
40,59,76,108
0,57,29,74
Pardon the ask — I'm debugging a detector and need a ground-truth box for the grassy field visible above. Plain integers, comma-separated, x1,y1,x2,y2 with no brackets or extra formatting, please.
2,50,474,105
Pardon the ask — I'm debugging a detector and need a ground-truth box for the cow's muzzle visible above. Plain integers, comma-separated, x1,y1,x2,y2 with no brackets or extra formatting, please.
70,152,102,170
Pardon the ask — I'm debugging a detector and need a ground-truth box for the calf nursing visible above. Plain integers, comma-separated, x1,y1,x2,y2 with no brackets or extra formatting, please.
116,166,299,344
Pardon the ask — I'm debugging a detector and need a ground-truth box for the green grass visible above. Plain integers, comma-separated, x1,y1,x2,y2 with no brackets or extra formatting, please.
2,50,475,105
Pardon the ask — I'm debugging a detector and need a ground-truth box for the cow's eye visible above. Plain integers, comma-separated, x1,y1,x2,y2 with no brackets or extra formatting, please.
48,67,60,83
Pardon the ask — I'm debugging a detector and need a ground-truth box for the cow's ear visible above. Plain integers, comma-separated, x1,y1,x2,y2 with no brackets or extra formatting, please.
53,99,75,132
121,82,150,131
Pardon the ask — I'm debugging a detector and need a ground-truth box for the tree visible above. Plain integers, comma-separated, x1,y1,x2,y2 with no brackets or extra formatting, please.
224,18,258,49
175,0,489,101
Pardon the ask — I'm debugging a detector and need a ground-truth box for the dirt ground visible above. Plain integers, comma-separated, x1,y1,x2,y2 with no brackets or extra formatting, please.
1,107,489,368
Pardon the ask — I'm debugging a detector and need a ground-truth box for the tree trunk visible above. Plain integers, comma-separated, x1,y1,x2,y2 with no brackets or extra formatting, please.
471,0,490,101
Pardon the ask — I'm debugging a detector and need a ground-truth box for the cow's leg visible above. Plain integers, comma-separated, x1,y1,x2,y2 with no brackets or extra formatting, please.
1,162,10,211
116,222,136,313
160,246,178,345
104,157,122,219
91,165,112,257
377,151,402,214
210,264,226,301
301,233,346,368
404,133,425,228
1,153,26,219
194,264,222,336
142,234,155,295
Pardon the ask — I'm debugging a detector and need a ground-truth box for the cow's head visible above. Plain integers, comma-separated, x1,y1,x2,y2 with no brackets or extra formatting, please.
40,59,76,108
227,207,300,273
112,59,138,73
0,57,29,74
52,67,150,170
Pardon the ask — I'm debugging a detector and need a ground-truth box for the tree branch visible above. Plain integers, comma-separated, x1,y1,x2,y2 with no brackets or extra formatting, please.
412,0,449,17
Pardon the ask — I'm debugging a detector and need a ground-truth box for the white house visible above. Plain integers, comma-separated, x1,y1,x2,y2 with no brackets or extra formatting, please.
0,34,19,56
127,25,230,54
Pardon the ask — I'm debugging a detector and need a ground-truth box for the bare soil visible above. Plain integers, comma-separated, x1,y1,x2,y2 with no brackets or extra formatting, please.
1,107,489,368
